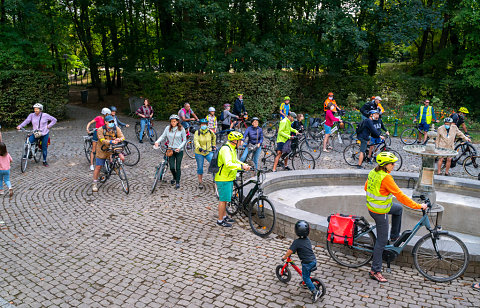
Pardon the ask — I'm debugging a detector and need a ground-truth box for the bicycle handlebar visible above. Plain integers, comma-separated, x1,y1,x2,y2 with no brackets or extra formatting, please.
419,195,433,216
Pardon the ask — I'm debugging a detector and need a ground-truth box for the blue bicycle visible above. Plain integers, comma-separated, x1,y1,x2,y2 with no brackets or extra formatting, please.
135,118,157,144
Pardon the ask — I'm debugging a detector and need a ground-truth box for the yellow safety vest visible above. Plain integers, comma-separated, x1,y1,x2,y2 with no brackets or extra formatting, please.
366,169,393,214
419,106,433,124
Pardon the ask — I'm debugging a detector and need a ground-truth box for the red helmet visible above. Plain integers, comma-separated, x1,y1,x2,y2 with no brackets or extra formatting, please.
328,92,334,96
224,103,231,108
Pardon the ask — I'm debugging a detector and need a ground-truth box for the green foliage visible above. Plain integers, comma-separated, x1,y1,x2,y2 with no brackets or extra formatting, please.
0,71,68,127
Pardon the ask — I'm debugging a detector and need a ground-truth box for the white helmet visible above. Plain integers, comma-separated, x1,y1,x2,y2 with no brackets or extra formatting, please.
208,107,215,112
169,114,180,120
101,107,111,115
33,103,43,110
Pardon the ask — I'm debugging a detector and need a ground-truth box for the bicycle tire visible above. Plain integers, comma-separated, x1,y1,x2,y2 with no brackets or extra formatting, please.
84,139,92,163
463,155,480,178
148,126,157,145
453,142,476,166
263,121,278,139
117,164,130,194
260,147,276,171
123,141,141,166
34,145,42,163
248,196,276,237
134,122,142,141
311,278,326,299
384,134,392,146
275,264,291,283
383,148,403,171
326,222,376,268
400,128,418,145
184,136,195,159
292,151,315,170
343,143,361,167
20,144,29,173
299,138,322,160
226,181,241,216
412,232,469,282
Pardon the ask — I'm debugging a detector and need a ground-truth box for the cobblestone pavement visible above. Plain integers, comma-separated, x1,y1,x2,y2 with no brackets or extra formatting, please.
0,105,478,307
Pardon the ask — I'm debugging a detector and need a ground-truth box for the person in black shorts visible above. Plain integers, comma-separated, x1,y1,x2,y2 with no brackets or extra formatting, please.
282,220,323,303
356,110,384,169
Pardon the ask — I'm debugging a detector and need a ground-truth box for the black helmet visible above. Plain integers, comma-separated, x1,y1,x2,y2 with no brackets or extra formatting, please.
295,220,310,238
110,106,117,112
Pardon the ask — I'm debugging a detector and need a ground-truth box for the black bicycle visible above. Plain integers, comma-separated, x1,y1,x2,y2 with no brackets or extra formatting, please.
135,118,157,144
98,143,130,194
151,151,169,194
343,139,403,171
226,169,276,237
261,135,316,171
19,129,43,173
84,130,140,167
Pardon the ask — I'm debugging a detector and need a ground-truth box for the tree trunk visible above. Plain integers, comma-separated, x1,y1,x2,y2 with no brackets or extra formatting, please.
101,26,113,95
1,0,5,24
109,16,121,87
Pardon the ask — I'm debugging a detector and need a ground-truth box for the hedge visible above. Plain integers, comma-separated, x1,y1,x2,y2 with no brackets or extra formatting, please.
0,70,68,127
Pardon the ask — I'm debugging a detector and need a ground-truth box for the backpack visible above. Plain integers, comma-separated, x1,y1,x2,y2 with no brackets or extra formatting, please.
355,119,366,136
208,143,228,174
218,110,225,122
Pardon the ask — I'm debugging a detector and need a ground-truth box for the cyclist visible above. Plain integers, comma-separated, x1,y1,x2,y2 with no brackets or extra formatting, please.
323,103,342,152
194,118,216,189
282,220,322,303
110,106,129,128
323,92,341,114
273,112,299,172
450,107,469,135
367,109,390,163
279,96,291,120
365,152,427,282
178,103,199,130
215,131,250,227
360,96,381,120
17,103,57,167
356,110,384,169
233,93,247,116
291,113,305,133
154,115,187,190
220,104,238,131
86,107,111,170
135,98,154,143
206,107,217,133
92,115,125,192
414,99,439,144
239,117,263,169
436,117,471,176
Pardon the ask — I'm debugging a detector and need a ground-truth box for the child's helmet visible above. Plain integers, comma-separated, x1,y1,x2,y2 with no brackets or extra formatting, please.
295,220,310,238
208,107,215,112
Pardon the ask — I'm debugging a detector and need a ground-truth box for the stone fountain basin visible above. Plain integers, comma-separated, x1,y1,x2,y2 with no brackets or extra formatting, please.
258,169,480,275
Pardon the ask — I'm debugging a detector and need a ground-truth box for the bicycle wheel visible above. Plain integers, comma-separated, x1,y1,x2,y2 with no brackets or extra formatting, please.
263,121,278,139
400,128,418,145
311,278,326,299
148,126,157,145
413,232,469,282
299,138,322,160
151,162,165,194
387,149,403,171
122,141,141,166
292,151,315,170
184,136,195,159
326,222,376,268
275,264,291,283
226,181,241,216
259,147,276,171
384,134,392,146
34,145,42,163
134,122,142,141
84,139,92,163
463,155,480,178
248,196,276,237
339,121,354,149
343,143,361,167
20,143,29,173
116,164,130,194
453,143,476,166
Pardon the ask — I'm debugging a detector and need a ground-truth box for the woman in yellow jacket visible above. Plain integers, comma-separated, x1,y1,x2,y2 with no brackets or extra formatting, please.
365,152,427,282
194,119,216,189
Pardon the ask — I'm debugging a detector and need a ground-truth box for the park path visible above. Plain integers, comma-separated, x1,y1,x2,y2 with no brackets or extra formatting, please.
0,104,478,307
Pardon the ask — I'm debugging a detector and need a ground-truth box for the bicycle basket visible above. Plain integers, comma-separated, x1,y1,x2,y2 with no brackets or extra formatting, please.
327,213,362,246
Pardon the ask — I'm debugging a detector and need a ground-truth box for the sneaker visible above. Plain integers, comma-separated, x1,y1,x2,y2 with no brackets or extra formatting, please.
9,188,13,197
356,165,363,169
175,183,180,189
92,183,98,192
198,183,204,189
223,216,235,223
43,161,49,167
284,166,292,171
139,140,143,144
170,179,175,185
312,290,322,303
216,220,232,227
90,165,95,171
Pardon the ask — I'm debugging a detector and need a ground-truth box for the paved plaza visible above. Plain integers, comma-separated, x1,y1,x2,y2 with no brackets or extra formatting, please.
0,105,478,307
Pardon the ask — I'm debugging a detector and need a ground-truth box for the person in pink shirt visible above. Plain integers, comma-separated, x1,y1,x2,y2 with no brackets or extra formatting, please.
323,102,343,152
0,142,13,197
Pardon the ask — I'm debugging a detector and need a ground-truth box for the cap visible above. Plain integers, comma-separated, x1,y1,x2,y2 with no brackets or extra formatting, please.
375,96,382,101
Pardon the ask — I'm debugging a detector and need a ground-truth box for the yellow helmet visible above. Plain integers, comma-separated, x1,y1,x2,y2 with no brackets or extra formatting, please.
228,131,244,141
376,152,398,166
459,107,469,114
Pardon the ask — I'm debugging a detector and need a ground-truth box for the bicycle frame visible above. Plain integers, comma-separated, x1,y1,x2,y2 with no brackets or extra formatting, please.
235,172,261,209
280,257,303,276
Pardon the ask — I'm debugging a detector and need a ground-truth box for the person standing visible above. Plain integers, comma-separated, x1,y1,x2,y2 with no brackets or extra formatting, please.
356,110,384,168
178,103,199,130
273,112,299,172
220,104,238,130
240,117,263,169
194,118,216,189
110,106,129,129
17,103,57,167
414,99,439,144
450,107,470,135
135,98,154,143
233,93,247,116
323,92,341,114
323,103,342,152
0,142,13,197
86,108,111,171
154,115,187,189
436,117,471,176
279,96,291,120
215,131,250,227
360,96,381,120
206,107,217,133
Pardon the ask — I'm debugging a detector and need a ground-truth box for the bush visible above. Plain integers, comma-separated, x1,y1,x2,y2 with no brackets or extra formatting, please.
0,71,68,127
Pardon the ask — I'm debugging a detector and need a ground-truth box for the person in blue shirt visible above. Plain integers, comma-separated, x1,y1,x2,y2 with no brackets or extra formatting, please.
279,96,291,120
239,117,263,169
414,99,439,143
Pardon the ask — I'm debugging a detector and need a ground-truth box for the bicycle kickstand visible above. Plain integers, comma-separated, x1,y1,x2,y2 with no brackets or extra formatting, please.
385,261,392,273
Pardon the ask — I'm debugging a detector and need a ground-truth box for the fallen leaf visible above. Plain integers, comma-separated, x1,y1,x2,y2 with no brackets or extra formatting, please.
359,294,370,298
205,206,211,210
453,297,464,301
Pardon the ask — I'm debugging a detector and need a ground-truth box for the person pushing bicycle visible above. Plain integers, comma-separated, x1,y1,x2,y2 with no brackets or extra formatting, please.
365,152,427,282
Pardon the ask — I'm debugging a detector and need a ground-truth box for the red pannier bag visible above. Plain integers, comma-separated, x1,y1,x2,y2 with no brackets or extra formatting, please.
327,213,360,246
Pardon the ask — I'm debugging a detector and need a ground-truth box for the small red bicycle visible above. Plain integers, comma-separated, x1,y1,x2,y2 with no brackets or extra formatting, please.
275,257,326,298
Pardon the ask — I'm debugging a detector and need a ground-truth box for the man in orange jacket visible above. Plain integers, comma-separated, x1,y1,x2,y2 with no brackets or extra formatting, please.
323,92,341,114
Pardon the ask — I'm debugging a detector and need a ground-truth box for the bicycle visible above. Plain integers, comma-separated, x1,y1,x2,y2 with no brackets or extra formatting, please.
83,128,97,163
261,135,316,171
151,149,170,194
135,117,157,144
463,155,480,179
158,121,199,159
19,129,44,173
262,114,281,138
98,143,130,194
400,124,429,145
343,139,403,171
326,196,469,282
84,130,140,167
232,114,249,134
226,169,276,237
275,257,326,298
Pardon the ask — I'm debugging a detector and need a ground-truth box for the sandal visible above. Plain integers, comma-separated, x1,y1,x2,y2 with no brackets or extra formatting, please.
472,283,480,291
327,146,333,150
323,149,330,153
369,271,387,282
444,173,450,176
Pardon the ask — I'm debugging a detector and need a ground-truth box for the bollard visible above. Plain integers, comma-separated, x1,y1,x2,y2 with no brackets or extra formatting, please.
393,119,399,137
304,114,309,130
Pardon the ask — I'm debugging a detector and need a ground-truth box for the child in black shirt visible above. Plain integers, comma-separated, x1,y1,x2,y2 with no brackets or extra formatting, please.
282,220,322,303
